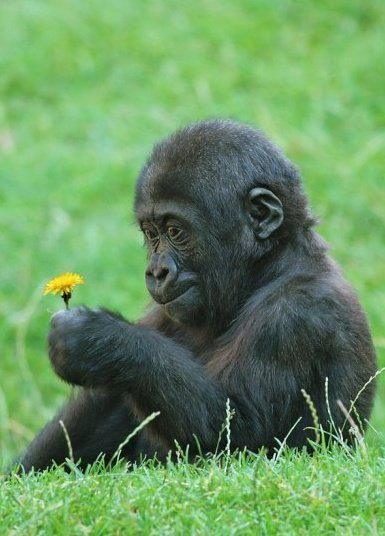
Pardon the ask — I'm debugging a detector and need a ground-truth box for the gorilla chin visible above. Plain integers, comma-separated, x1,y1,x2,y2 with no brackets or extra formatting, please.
162,286,204,324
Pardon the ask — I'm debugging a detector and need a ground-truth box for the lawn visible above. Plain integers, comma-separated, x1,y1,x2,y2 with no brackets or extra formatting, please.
1,0,385,533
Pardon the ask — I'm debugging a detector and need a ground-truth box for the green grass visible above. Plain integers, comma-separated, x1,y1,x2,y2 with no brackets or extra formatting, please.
2,448,385,534
1,0,385,533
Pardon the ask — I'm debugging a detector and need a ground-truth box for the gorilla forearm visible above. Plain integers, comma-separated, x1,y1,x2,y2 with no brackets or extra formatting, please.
48,308,238,450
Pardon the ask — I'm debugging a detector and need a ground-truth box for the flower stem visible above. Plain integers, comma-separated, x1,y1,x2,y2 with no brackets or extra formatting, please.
62,292,71,310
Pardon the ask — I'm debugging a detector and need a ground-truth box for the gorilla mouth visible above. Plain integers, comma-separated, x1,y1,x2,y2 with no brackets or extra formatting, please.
156,286,194,305
148,274,199,307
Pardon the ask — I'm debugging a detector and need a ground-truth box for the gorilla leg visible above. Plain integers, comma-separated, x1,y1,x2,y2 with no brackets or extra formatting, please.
17,390,151,472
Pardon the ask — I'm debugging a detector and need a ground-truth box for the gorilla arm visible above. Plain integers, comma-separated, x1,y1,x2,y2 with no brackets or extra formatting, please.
48,307,230,452
47,296,322,454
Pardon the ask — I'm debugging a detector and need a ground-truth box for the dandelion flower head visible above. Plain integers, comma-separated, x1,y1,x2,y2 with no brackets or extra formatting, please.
44,272,85,296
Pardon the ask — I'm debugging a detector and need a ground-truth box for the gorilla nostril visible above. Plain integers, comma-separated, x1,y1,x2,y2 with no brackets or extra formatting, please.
154,266,169,282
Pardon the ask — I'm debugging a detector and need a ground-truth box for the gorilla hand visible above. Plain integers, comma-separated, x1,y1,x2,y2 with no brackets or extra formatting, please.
48,306,130,386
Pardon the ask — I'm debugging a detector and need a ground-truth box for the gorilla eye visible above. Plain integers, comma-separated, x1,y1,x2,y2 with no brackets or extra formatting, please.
167,226,185,244
143,227,159,243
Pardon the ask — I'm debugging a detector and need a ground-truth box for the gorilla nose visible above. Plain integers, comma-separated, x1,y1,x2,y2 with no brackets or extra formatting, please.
153,265,170,283
146,254,178,291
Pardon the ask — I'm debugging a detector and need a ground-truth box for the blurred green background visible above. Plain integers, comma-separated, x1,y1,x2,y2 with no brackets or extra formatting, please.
1,0,384,467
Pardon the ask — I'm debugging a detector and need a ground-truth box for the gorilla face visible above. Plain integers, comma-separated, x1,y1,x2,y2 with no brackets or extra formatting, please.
136,187,285,329
136,197,207,325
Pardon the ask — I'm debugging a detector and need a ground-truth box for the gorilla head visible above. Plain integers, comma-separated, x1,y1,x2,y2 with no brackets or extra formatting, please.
135,119,315,329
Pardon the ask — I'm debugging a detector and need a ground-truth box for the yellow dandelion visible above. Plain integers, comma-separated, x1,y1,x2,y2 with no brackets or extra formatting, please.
44,272,85,309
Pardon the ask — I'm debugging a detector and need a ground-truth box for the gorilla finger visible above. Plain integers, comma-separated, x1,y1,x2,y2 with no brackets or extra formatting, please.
50,309,70,328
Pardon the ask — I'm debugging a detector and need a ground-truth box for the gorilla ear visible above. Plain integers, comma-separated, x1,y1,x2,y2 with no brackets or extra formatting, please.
246,188,284,239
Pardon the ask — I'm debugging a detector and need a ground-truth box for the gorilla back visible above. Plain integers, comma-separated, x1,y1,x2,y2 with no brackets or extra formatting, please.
18,120,377,472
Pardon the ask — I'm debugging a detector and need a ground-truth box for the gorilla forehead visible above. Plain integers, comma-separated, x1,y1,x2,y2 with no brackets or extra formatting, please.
135,119,298,210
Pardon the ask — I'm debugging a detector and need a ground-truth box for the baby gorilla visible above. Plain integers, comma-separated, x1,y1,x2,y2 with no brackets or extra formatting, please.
18,119,377,471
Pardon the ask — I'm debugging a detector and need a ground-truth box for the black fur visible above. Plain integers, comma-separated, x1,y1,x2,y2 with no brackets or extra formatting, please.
17,119,377,472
